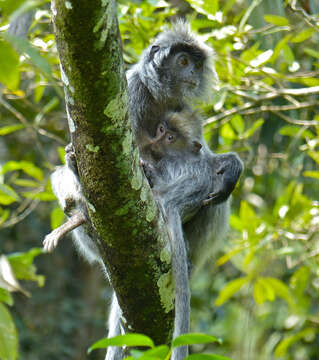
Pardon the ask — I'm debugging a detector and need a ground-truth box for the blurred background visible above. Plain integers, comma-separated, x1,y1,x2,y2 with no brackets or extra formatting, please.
0,0,318,359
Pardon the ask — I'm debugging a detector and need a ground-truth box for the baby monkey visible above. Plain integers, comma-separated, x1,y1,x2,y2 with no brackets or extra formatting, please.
141,110,242,360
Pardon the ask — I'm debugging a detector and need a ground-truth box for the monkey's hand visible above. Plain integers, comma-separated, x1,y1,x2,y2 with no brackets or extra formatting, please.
203,192,220,206
43,211,86,252
140,159,156,188
65,143,79,176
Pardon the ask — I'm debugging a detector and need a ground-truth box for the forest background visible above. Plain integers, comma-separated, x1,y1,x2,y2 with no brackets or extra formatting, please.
0,0,319,359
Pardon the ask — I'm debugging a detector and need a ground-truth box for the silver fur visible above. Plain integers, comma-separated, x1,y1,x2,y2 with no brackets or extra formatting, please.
49,23,241,360
142,117,243,359
127,21,217,153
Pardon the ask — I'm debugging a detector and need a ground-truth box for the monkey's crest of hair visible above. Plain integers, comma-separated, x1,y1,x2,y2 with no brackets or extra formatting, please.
131,20,218,104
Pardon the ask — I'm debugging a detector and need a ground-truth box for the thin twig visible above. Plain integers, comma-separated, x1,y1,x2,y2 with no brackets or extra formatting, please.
289,0,319,32
1,199,40,228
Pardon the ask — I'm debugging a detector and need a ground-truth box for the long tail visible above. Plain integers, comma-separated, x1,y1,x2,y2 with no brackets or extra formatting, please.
166,208,190,360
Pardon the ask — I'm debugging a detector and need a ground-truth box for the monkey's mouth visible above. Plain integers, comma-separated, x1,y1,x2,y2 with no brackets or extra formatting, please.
184,80,197,88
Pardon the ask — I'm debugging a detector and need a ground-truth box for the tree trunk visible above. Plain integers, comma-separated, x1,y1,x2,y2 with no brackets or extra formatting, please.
51,0,174,346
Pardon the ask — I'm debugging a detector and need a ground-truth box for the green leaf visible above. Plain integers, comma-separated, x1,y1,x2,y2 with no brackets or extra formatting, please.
5,34,52,76
0,208,10,226
0,303,18,360
263,277,295,308
12,179,40,187
264,14,289,26
58,146,66,164
230,114,244,134
215,277,250,306
50,206,65,229
304,48,319,59
283,44,294,65
303,171,319,180
0,184,20,205
187,0,219,18
172,333,221,348
0,39,19,90
0,0,25,16
221,123,237,140
186,355,232,360
291,28,315,43
1,161,43,181
270,34,292,63
0,288,14,306
253,278,275,305
275,328,316,357
138,345,170,359
217,246,245,266
290,266,310,298
21,191,56,201
88,334,154,353
0,124,24,136
308,150,319,165
279,125,314,140
8,248,45,287
240,119,264,139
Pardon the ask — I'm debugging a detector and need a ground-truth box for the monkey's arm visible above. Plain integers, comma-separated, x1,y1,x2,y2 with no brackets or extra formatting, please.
43,211,86,252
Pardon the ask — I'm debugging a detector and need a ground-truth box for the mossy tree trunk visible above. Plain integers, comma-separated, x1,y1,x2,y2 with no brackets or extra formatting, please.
51,0,174,346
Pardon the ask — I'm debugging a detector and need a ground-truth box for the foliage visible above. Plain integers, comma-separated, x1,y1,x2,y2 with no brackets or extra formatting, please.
88,333,228,360
0,0,318,359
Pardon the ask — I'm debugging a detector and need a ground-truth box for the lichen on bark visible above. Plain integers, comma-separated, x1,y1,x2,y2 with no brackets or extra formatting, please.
52,0,174,346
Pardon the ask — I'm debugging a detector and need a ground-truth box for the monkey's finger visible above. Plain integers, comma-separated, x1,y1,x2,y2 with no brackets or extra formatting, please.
203,192,219,206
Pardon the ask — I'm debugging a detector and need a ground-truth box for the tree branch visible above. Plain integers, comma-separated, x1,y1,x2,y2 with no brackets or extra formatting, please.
51,0,173,345
205,86,319,126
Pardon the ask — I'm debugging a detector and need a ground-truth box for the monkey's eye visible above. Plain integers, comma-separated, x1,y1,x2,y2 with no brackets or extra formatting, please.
159,124,165,133
179,56,189,67
166,133,175,143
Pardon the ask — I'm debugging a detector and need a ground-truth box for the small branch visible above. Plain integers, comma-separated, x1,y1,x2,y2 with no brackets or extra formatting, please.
43,211,86,252
38,128,67,145
205,86,319,126
270,110,316,127
288,0,319,32
1,199,40,228
242,101,317,117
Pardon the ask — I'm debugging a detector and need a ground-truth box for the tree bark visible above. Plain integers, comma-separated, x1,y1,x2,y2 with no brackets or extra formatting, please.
51,0,174,346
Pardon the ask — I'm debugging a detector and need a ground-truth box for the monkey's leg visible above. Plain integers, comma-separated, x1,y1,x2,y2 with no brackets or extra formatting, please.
105,293,124,360
43,211,86,252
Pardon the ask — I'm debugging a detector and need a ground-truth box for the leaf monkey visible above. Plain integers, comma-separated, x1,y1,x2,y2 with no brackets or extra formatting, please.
45,22,235,360
127,20,217,159
140,111,243,360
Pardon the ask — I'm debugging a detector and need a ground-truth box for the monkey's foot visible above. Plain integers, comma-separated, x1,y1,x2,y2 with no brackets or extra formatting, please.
43,228,62,252
140,159,155,188
65,143,79,175
43,211,86,253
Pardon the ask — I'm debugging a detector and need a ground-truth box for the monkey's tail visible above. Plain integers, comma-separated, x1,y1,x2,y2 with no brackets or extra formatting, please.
165,207,190,360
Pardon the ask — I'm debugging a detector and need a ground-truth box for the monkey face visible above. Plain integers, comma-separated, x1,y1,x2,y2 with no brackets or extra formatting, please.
164,51,204,93
148,121,202,161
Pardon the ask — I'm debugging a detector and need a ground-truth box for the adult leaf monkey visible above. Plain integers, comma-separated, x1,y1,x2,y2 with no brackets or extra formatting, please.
140,110,243,360
45,23,243,360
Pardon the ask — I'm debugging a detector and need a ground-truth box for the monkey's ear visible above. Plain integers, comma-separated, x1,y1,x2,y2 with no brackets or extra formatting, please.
193,141,202,152
149,45,160,60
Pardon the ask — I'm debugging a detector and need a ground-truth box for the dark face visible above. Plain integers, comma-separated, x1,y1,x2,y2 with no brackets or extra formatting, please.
163,51,204,93
147,122,202,162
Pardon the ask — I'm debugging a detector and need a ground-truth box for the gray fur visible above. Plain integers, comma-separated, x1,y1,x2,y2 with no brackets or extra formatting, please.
141,111,243,360
48,23,241,360
127,21,217,154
